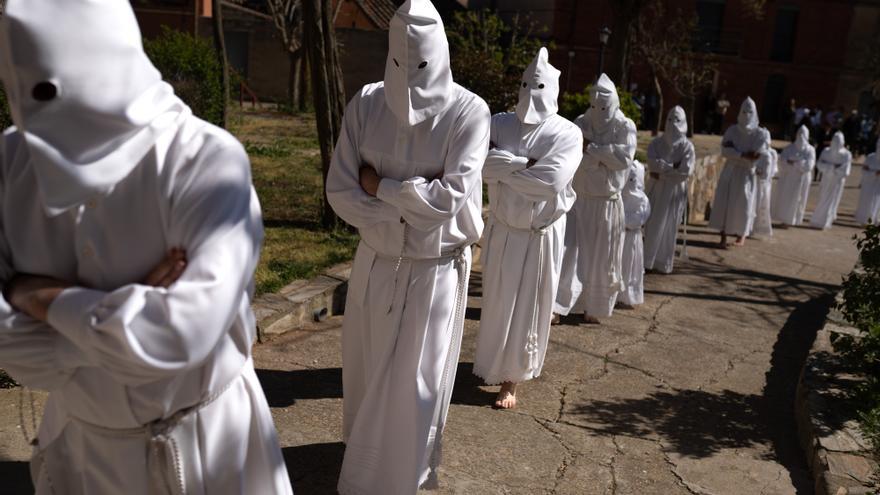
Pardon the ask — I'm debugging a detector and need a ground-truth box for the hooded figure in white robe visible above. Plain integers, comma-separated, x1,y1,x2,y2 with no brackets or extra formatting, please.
325,1,490,492
709,97,766,243
644,106,694,273
752,128,777,237
0,2,292,494
855,137,880,226
810,131,852,229
773,125,816,226
554,74,636,321
619,161,651,307
473,48,581,392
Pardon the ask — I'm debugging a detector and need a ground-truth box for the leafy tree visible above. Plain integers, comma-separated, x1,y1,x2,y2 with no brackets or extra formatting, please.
446,10,547,115
144,27,225,126
634,0,716,135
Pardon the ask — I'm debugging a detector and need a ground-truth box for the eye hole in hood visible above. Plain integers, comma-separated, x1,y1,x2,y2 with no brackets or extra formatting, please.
32,81,58,102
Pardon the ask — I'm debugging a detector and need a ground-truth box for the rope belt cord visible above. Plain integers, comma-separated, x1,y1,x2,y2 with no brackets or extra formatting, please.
487,214,555,372
64,367,243,495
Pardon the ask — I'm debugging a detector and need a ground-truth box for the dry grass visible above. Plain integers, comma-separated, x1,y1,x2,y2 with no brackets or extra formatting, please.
229,107,358,295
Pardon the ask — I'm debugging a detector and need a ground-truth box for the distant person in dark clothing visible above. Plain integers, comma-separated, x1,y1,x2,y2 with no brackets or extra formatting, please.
714,92,730,135
783,98,797,140
843,110,861,153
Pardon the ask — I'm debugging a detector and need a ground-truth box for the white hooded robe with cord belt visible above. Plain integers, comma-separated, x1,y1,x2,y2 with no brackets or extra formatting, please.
0,2,292,494
473,48,582,386
620,161,651,306
752,129,777,237
325,1,490,493
773,125,816,226
644,106,694,274
855,138,880,226
810,132,852,230
709,97,766,237
554,74,636,319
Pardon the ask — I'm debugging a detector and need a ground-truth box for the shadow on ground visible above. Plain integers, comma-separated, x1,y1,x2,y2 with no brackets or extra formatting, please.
283,442,344,494
0,461,32,494
568,294,835,494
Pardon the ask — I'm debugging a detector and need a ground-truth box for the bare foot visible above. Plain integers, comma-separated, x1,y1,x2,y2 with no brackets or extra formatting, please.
718,232,728,249
550,313,561,325
494,382,518,409
583,314,601,324
733,236,746,247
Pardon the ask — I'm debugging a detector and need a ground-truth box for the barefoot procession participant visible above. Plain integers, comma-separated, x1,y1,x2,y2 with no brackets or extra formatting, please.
474,48,581,409
644,106,695,274
855,136,880,226
0,1,292,493
326,0,490,492
618,160,651,309
810,131,853,230
555,74,636,324
709,97,766,248
772,125,816,227
752,128,777,237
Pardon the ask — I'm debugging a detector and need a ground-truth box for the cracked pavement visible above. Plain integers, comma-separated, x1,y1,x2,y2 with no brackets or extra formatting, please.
0,169,866,494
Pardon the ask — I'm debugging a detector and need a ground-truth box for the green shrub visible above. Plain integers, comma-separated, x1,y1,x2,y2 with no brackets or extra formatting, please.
144,27,224,126
833,223,880,459
559,85,642,127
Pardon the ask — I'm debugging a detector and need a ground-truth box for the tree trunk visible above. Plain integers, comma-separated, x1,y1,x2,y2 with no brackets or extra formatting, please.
607,2,638,88
212,0,230,128
288,49,303,113
652,72,663,136
298,54,310,112
303,0,345,230
684,94,696,138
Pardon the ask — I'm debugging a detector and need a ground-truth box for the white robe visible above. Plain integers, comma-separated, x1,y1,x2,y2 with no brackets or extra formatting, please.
644,136,695,273
709,125,766,237
810,148,852,229
620,164,651,306
326,81,489,494
0,120,292,495
752,147,778,237
772,142,816,226
474,112,581,385
855,152,880,226
555,110,636,318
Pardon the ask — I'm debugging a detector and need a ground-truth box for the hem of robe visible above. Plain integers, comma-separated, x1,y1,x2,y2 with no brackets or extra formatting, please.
644,260,673,274
618,287,644,306
472,365,542,386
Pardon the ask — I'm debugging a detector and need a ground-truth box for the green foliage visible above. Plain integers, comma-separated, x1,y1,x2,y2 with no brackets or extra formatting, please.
0,84,11,131
446,10,548,114
559,85,642,126
144,27,224,126
833,223,880,459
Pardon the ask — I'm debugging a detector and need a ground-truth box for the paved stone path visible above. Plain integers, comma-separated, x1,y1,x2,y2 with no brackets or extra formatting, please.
0,166,865,494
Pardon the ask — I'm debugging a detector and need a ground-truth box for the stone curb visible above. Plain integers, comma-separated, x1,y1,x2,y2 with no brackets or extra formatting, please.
252,262,351,340
795,301,879,495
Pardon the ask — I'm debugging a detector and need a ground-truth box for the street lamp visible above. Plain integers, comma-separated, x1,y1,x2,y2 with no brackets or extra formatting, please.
597,26,611,80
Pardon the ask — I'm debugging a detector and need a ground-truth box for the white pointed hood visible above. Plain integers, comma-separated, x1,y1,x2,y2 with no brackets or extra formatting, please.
590,73,620,131
384,0,454,127
794,125,810,150
515,47,560,125
663,106,687,145
830,131,846,154
0,0,188,216
737,97,759,132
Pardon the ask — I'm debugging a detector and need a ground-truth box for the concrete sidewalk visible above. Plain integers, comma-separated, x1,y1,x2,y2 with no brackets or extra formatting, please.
0,166,866,494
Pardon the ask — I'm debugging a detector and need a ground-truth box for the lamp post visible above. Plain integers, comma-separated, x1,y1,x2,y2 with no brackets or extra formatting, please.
597,27,611,80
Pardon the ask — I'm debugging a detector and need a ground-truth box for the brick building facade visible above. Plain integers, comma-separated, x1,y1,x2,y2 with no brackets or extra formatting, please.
471,0,879,135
